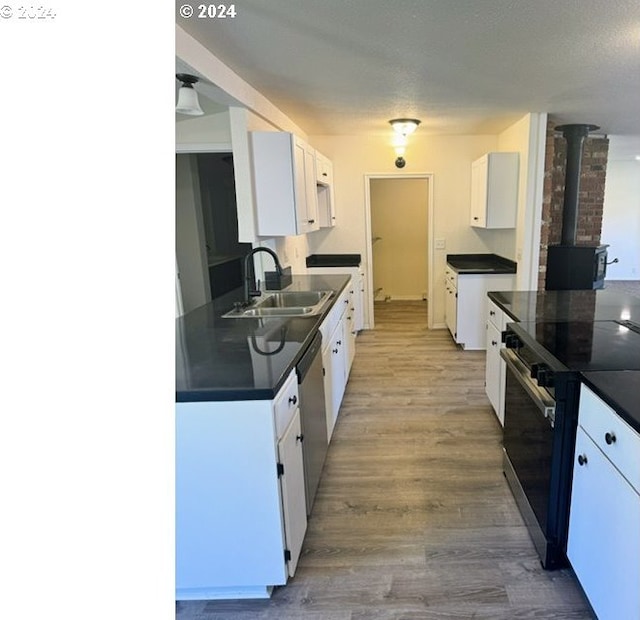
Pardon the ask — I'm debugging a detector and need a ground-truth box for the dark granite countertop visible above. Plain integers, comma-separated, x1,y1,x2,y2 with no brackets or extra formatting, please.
446,253,517,274
581,371,640,434
176,274,350,402
488,289,640,323
306,253,362,268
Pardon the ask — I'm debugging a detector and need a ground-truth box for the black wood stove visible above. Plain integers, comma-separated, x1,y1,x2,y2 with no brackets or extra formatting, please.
545,124,609,291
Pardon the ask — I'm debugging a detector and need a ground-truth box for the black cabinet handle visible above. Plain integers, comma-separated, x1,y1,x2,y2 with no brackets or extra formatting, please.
491,340,498,346
322,172,328,177
578,454,588,466
489,310,495,316
332,348,339,354
605,432,616,445
296,434,304,443
337,340,342,345
288,395,297,406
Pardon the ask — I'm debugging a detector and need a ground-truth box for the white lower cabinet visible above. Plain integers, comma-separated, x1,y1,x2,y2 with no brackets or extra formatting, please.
567,384,640,620
445,265,514,350
484,298,509,425
307,265,365,332
175,371,307,600
320,282,352,441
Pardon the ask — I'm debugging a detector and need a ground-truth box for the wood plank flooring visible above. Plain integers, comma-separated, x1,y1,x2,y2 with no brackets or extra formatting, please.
177,301,594,619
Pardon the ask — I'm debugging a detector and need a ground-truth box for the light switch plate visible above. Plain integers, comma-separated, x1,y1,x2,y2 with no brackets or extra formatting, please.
435,238,446,250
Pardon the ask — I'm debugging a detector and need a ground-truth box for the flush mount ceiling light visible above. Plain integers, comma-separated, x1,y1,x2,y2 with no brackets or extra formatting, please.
389,118,420,167
176,73,204,116
389,118,421,136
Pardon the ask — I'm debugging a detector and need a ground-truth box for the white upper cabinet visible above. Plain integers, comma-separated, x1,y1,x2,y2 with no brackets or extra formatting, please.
315,150,333,185
470,152,519,228
251,132,320,236
315,150,336,228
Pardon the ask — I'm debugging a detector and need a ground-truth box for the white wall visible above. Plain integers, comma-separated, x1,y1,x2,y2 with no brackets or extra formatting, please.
602,135,640,280
498,113,547,290
306,133,500,326
175,110,232,146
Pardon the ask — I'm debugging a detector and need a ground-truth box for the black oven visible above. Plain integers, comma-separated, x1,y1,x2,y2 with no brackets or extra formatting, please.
500,319,640,569
501,344,579,569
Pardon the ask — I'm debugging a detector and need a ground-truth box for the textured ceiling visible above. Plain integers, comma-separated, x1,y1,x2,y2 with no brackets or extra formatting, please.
176,0,640,136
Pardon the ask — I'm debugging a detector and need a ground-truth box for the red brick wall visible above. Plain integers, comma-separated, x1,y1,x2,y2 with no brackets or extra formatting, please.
537,120,609,290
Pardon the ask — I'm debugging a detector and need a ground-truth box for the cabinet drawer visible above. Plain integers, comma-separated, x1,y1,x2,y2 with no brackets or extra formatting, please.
274,371,299,439
487,298,505,331
319,281,351,342
579,383,640,492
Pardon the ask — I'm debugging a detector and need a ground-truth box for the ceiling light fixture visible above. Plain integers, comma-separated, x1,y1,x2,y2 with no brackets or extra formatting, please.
176,73,204,116
389,118,421,136
389,118,420,168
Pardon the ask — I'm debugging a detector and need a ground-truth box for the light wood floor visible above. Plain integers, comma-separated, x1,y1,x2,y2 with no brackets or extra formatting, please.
177,301,594,619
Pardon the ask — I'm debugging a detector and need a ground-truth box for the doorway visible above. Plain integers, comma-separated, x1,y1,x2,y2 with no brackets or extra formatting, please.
365,174,433,328
175,152,251,315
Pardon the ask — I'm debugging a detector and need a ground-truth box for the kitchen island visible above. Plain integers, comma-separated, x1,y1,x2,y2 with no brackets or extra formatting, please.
176,274,351,601
487,287,640,613
487,288,640,323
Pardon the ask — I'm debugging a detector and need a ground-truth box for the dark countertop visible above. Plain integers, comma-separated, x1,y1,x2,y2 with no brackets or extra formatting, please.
446,253,517,274
176,274,350,403
488,289,640,323
306,253,362,268
581,371,640,434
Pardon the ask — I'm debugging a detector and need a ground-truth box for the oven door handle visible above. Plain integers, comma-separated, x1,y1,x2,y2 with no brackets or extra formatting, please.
501,348,556,426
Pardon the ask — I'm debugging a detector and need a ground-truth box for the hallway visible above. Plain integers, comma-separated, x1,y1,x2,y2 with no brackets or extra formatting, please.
177,301,593,619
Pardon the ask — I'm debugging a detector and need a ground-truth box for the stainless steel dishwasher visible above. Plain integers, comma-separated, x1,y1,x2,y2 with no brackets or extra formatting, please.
296,331,328,515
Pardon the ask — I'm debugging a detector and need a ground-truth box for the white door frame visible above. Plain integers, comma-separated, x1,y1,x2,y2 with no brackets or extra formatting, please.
364,173,435,329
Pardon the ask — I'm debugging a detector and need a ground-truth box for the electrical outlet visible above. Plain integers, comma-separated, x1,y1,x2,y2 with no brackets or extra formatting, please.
435,238,446,250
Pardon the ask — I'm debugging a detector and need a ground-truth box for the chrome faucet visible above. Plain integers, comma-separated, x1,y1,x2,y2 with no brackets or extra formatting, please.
244,247,283,304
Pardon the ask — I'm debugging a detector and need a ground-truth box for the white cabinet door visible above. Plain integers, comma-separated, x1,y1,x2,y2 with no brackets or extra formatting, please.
329,319,347,431
470,156,488,227
252,132,319,236
315,151,336,228
351,272,364,332
321,340,336,442
470,153,518,229
277,409,307,577
292,136,319,235
485,319,503,423
445,282,457,339
568,427,640,620
485,298,508,426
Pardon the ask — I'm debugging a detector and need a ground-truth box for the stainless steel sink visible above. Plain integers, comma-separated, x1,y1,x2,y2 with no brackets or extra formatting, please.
222,290,333,318
258,291,331,308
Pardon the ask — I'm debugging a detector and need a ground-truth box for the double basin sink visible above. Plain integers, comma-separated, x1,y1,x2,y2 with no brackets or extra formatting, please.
222,290,333,319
